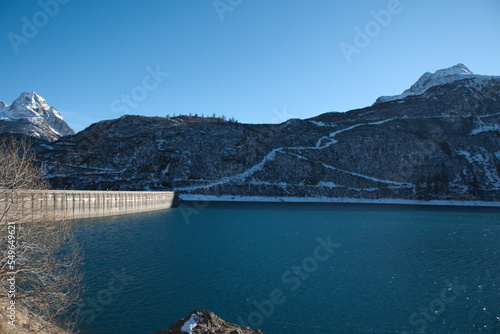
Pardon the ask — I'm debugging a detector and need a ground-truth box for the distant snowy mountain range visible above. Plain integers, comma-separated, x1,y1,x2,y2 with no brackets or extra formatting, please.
0,92,75,141
0,64,494,142
2,64,500,203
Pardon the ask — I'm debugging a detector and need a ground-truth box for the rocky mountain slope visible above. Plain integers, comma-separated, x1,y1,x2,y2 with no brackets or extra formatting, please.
30,64,500,202
0,92,75,141
154,310,263,334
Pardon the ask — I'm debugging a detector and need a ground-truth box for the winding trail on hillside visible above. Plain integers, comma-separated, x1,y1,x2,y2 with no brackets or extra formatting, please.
175,118,406,192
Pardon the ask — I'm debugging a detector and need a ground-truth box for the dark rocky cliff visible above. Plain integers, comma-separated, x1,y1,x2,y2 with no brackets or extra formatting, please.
31,66,500,202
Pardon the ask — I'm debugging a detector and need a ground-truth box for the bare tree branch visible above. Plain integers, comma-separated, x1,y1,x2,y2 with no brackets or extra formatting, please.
0,138,83,333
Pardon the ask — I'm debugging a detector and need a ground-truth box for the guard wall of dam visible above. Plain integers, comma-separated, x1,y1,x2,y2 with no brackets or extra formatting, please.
1,190,176,221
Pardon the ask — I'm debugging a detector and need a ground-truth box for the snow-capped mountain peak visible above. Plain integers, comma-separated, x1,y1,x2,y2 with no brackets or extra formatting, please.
0,92,75,141
9,91,63,120
374,64,484,104
434,63,473,76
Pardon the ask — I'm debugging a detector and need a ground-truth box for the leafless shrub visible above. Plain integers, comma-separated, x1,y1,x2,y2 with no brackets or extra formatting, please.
0,138,83,333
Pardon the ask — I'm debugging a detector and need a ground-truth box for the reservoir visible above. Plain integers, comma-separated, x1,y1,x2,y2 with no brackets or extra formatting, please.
72,202,500,334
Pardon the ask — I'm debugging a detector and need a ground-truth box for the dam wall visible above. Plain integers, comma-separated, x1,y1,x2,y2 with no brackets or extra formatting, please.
1,190,176,221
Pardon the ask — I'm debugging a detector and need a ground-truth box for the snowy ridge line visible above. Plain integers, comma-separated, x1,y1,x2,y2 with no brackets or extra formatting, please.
232,148,281,179
46,162,122,172
477,114,500,120
306,112,500,153
246,180,378,192
310,111,500,129
319,161,412,187
178,194,500,207
282,150,409,187
472,124,500,135
471,115,500,135
309,120,337,127
315,118,394,148
175,148,284,191
329,118,394,138
248,180,295,187
281,151,311,162
402,114,499,121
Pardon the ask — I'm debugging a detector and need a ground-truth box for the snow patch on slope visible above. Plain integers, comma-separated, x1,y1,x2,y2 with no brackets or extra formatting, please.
0,101,9,118
309,120,336,127
181,312,202,334
471,119,500,135
457,150,500,190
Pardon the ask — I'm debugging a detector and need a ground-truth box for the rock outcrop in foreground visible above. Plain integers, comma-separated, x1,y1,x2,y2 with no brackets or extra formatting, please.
155,310,264,334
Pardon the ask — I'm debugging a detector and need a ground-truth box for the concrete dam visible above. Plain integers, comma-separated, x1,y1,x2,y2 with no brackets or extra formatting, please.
1,190,176,221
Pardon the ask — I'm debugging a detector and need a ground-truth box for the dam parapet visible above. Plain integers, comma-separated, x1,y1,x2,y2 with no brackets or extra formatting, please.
0,190,176,221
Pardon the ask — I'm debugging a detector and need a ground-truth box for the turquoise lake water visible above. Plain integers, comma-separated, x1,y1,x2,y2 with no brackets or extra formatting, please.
72,202,500,334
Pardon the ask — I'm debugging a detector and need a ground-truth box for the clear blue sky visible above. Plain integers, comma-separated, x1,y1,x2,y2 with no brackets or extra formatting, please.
1,0,499,132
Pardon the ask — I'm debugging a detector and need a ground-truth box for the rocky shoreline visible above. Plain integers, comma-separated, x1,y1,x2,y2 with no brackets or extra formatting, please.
154,310,264,334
